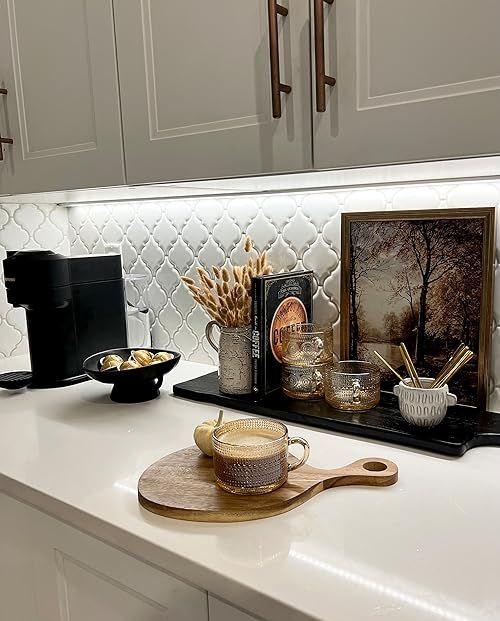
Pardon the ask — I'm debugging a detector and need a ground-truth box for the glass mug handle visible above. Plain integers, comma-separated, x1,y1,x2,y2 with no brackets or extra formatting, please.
205,320,220,352
351,378,361,404
287,437,310,472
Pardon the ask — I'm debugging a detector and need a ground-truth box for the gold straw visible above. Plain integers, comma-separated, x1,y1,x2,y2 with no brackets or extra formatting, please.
373,350,405,382
399,343,422,388
433,349,474,389
430,343,469,388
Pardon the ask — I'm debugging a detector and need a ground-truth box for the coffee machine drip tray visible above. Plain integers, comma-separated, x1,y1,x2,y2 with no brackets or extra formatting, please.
0,370,90,390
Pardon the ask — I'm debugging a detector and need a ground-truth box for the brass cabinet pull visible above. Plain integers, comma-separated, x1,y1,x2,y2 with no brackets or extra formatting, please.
267,0,291,119
314,0,336,112
0,88,13,161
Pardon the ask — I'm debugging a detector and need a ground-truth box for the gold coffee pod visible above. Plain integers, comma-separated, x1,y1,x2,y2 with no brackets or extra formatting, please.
100,354,124,371
131,350,154,366
120,360,141,371
150,351,174,364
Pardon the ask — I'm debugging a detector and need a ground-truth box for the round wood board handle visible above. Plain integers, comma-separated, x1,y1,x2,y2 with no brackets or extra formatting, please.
138,447,398,523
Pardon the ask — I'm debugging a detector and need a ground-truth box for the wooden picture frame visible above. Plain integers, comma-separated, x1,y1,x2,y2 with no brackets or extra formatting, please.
340,208,495,409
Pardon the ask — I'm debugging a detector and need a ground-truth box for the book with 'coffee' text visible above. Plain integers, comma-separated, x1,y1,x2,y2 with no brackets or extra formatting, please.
251,271,313,397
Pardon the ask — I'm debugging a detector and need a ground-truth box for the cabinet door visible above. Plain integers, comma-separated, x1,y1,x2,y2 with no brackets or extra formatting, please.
0,0,124,196
209,596,261,621
313,0,500,169
0,493,208,621
113,0,312,184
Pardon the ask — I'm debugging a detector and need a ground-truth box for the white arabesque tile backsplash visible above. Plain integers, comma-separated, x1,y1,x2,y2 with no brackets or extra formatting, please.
1,178,500,408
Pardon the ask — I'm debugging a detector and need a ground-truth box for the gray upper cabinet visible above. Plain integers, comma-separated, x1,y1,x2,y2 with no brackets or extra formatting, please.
1,0,500,196
0,0,124,196
313,0,500,169
113,0,312,184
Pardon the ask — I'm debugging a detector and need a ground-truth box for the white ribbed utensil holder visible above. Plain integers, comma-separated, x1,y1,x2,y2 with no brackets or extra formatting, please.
393,378,457,428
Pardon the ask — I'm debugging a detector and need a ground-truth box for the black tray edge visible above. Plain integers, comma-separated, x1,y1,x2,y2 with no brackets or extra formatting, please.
173,372,500,457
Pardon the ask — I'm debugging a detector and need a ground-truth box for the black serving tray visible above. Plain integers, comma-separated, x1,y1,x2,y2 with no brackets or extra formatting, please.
173,372,500,457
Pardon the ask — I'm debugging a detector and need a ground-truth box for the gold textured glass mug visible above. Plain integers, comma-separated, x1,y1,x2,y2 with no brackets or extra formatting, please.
212,418,310,495
324,360,380,411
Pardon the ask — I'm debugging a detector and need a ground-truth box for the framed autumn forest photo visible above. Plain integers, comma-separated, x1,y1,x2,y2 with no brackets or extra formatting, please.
340,208,495,408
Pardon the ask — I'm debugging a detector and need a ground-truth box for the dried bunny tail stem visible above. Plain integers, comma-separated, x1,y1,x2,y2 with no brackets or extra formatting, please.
221,267,230,283
210,311,226,326
181,276,196,286
260,251,268,269
224,310,233,327
186,281,201,294
201,273,213,290
233,265,241,284
203,288,216,305
244,274,251,290
212,265,221,279
196,266,208,281
195,267,214,290
204,275,215,289
263,265,272,275
207,301,220,316
222,281,230,295
218,295,230,311
244,236,252,253
216,283,224,298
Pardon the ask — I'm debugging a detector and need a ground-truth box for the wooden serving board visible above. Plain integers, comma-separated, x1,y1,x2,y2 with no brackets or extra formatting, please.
138,446,398,523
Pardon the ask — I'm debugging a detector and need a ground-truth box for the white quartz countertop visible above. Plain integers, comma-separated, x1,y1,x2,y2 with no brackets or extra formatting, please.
0,356,499,621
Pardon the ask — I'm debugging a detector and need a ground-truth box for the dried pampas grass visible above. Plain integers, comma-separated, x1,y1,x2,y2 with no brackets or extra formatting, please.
181,236,272,327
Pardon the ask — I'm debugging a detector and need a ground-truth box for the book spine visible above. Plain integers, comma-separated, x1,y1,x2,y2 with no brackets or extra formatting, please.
251,278,264,398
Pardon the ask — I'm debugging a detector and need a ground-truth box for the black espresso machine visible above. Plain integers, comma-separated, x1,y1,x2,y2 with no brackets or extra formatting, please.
1,250,127,389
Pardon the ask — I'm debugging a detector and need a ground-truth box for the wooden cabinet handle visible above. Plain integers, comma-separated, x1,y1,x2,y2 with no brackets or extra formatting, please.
314,0,336,112
267,0,291,119
0,88,13,161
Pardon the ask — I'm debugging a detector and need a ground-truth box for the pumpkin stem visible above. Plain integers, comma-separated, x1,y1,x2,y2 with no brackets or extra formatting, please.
216,410,224,427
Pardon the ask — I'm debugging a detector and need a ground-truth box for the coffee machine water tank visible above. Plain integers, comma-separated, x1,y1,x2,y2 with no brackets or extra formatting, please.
3,250,127,388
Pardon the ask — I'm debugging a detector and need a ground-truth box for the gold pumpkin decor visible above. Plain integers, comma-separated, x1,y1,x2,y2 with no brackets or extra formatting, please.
99,351,174,372
120,360,141,371
151,351,174,364
100,354,124,371
181,236,272,328
132,350,154,366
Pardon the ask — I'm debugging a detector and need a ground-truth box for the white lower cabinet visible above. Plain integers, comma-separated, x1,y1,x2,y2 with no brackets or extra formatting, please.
209,596,261,621
0,493,207,621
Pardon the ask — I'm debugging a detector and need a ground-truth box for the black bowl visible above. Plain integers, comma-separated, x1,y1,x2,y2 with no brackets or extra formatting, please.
83,348,181,403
